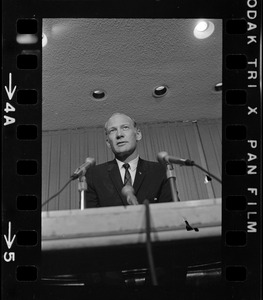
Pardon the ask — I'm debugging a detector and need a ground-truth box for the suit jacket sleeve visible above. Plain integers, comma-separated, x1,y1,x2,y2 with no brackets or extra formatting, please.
85,167,100,208
158,170,173,203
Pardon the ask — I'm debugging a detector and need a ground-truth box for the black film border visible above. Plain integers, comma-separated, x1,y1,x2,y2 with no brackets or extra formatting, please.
1,0,262,299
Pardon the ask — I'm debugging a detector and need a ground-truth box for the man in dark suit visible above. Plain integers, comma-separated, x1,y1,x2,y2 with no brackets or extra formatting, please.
85,112,172,208
83,113,186,287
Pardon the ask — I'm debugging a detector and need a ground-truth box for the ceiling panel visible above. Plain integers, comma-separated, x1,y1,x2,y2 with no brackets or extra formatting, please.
43,18,222,131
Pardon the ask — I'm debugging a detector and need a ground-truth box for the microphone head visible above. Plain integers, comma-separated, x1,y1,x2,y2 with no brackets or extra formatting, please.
71,157,96,180
157,151,169,164
85,157,96,166
121,185,134,196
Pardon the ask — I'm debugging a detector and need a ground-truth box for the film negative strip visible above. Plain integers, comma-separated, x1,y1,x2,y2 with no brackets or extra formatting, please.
2,0,262,299
223,1,262,298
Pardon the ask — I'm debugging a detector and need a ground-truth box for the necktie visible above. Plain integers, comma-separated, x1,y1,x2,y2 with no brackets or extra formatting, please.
123,163,132,186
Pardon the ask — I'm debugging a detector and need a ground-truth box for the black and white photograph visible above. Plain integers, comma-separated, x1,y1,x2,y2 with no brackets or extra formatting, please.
40,18,223,298
1,0,262,299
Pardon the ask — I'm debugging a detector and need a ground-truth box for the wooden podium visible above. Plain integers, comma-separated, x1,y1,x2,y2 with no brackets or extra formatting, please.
42,198,221,279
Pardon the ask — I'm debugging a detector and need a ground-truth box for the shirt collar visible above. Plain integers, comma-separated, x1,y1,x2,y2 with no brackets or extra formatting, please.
116,156,139,172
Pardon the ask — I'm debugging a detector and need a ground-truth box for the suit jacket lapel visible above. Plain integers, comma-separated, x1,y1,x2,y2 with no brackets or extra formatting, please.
133,158,147,195
107,160,127,205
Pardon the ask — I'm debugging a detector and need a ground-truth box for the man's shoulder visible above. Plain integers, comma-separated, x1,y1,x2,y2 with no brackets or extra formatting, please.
90,160,116,172
139,158,165,171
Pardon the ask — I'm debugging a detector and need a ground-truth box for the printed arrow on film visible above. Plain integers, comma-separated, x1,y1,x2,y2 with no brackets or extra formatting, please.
4,222,16,249
4,73,17,100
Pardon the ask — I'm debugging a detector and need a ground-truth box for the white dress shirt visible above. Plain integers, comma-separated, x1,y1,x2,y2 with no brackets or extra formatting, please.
116,156,139,185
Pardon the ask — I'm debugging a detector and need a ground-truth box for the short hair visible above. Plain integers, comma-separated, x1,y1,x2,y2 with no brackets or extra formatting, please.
104,113,137,135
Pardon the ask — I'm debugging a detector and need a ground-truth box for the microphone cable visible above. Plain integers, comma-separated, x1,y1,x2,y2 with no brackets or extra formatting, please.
192,163,222,184
42,157,95,209
41,178,73,208
157,152,222,184
144,199,158,286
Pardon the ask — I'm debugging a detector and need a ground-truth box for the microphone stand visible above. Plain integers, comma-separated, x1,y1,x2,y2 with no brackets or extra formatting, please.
164,157,222,233
166,163,198,231
166,163,180,202
78,175,87,210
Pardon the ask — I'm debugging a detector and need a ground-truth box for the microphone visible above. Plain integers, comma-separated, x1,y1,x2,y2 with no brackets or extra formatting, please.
122,185,139,205
157,151,194,166
71,157,96,180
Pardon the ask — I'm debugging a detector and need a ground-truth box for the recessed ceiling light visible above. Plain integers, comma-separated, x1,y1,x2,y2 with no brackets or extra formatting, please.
194,21,215,39
42,33,48,47
153,85,168,97
91,90,107,101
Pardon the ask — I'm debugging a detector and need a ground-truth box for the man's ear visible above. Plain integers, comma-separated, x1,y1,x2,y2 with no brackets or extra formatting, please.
106,139,111,149
136,129,142,141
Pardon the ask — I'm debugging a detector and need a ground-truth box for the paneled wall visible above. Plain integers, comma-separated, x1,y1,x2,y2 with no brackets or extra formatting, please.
42,119,221,211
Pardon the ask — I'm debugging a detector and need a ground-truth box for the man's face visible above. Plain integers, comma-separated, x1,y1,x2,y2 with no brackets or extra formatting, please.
105,114,142,158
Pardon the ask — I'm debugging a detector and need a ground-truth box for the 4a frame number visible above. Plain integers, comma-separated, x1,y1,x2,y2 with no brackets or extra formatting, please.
4,73,16,126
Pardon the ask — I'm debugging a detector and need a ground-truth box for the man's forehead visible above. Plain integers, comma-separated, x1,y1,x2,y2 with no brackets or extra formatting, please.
107,114,133,127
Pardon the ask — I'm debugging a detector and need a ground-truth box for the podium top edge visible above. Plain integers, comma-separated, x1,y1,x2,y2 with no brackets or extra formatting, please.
42,198,221,218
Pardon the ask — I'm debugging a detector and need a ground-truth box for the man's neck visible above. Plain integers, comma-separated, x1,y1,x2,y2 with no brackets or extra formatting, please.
115,150,138,163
